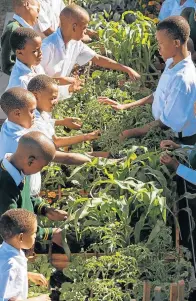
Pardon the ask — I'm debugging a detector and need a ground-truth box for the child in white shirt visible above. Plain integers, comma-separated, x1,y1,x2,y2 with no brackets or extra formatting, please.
0,209,50,301
7,27,82,99
98,16,196,145
27,74,100,148
41,4,140,80
1,0,40,75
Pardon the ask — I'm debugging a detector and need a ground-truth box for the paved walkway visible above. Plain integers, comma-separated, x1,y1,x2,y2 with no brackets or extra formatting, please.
0,0,13,122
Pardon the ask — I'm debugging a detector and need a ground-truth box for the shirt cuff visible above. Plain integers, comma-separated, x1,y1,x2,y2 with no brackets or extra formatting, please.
58,85,72,100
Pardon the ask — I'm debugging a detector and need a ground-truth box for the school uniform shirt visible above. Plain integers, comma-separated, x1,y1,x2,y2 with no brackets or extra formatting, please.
0,154,53,242
170,0,195,16
6,58,70,100
35,109,55,140
0,242,28,301
152,54,196,138
0,119,41,196
1,15,33,75
37,0,65,34
41,28,96,77
158,0,177,20
176,163,196,185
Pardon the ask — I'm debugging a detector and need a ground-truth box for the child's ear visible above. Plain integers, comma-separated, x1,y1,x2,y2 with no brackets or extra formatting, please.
13,108,21,118
28,155,36,167
174,39,181,48
73,23,77,32
19,233,24,243
16,49,24,57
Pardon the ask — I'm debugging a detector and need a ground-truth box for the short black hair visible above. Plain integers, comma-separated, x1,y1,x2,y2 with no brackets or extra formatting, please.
28,74,57,93
18,131,56,163
10,27,40,52
0,87,36,115
157,16,190,44
0,209,37,241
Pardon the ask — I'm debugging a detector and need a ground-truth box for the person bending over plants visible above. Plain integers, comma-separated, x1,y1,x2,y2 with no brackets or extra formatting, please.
99,16,196,145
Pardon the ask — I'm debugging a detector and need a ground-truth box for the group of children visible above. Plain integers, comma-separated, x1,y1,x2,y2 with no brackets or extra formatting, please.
1,0,196,299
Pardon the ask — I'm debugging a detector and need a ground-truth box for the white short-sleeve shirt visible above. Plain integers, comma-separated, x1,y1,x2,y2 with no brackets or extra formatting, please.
0,242,28,301
6,59,45,90
35,109,55,139
170,0,196,16
6,59,70,100
152,54,196,137
0,120,42,196
37,0,65,33
41,28,96,77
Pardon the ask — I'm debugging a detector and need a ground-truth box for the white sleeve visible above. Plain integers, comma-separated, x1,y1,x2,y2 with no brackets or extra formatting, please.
76,42,96,66
37,6,51,32
159,77,195,132
58,85,72,100
176,163,196,185
0,266,21,301
41,43,52,70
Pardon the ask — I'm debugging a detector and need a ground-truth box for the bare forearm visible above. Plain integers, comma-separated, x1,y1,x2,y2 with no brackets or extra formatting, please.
92,55,130,73
54,151,91,165
123,94,154,110
53,77,70,85
123,119,168,139
43,27,54,36
55,119,65,126
53,134,87,147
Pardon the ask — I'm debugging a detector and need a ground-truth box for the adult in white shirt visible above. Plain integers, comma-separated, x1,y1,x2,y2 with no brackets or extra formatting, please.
41,4,140,79
1,0,40,75
0,209,49,301
99,16,196,145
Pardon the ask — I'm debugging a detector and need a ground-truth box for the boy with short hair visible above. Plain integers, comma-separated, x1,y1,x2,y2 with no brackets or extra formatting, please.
0,209,50,301
7,27,82,99
99,16,196,145
27,74,100,147
0,87,91,170
1,0,40,75
0,130,68,247
41,4,140,80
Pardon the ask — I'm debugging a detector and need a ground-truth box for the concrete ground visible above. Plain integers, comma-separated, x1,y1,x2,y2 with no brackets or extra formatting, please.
0,0,13,122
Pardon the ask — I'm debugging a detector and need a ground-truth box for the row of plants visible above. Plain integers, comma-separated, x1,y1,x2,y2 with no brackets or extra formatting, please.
64,0,162,20
28,6,196,301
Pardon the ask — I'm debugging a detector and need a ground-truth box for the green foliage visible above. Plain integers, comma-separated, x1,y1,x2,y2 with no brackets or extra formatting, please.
60,223,193,301
28,255,54,298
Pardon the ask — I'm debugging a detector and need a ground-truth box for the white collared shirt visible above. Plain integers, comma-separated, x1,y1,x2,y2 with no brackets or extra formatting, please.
0,242,28,301
6,59,45,90
0,120,41,196
35,109,55,139
0,120,29,161
152,54,196,137
2,154,24,186
41,28,96,77
37,0,65,33
13,14,33,28
6,59,71,100
171,0,196,16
